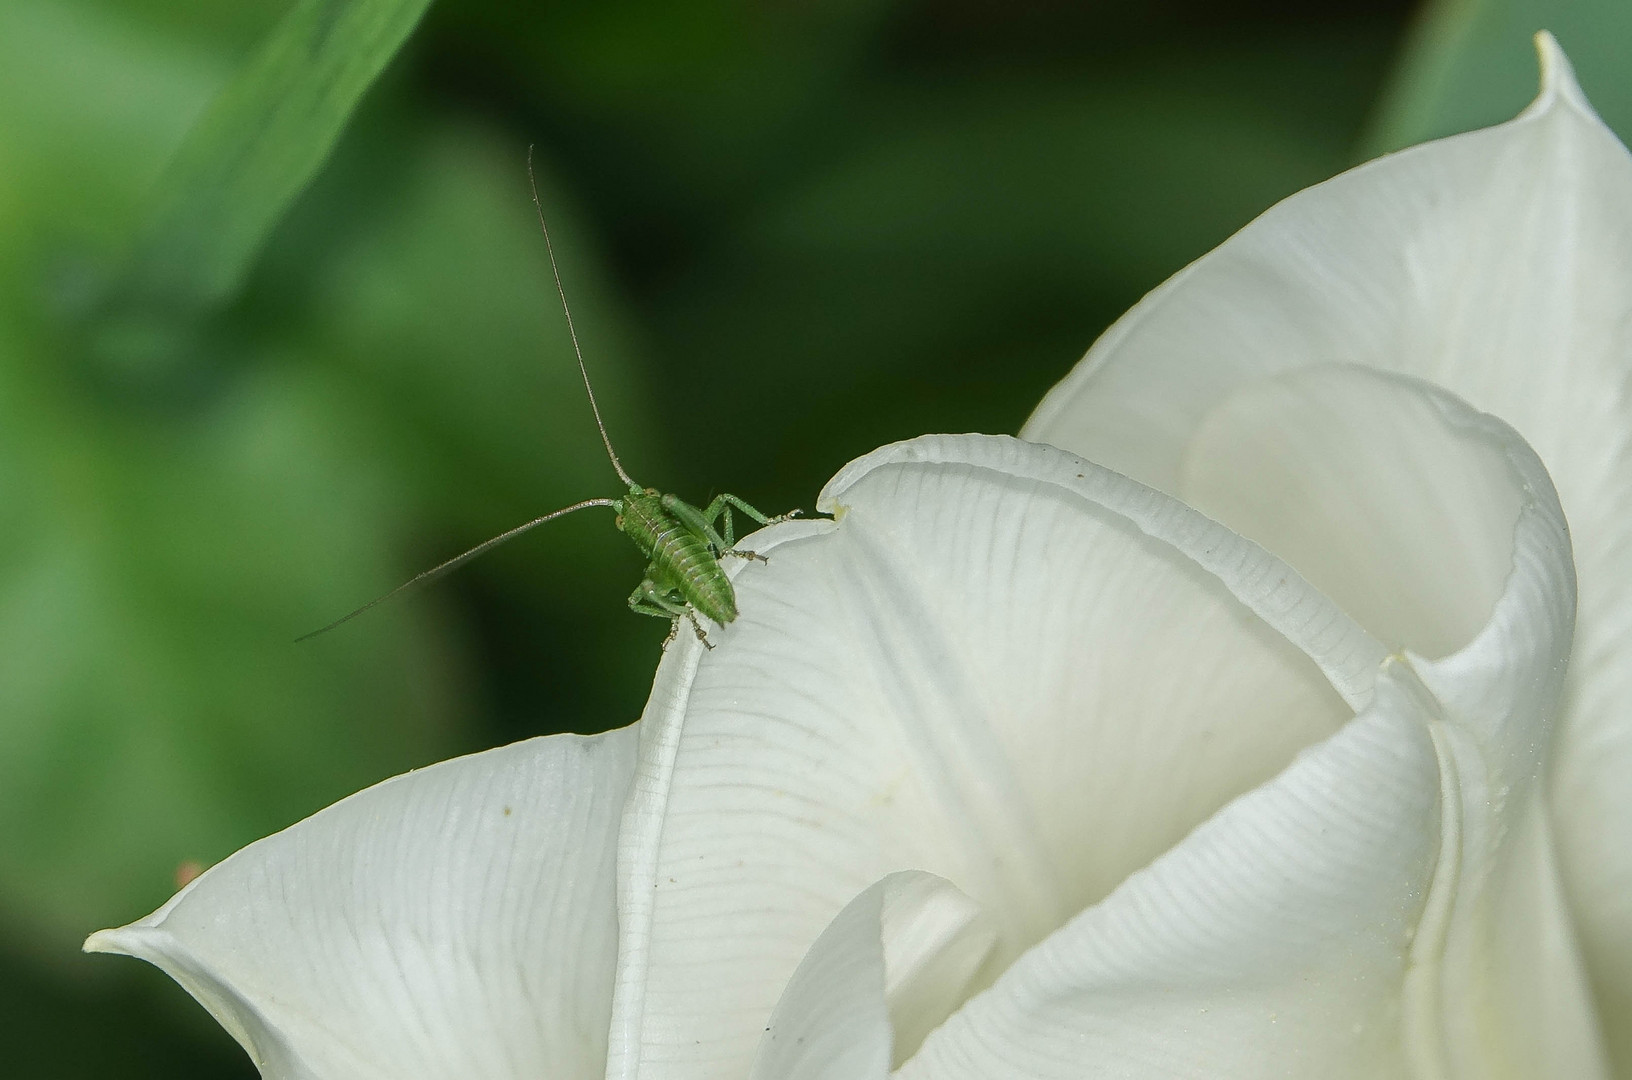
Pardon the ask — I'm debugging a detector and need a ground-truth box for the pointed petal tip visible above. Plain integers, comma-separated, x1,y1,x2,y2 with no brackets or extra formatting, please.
82,876,199,958
82,925,145,957
1530,31,1594,118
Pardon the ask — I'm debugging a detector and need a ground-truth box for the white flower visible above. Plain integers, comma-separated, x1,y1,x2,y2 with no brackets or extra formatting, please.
87,34,1626,1080
1024,31,1632,1076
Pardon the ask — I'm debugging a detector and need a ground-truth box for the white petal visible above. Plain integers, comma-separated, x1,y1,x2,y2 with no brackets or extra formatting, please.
748,879,893,1080
1178,365,1525,659
904,392,1603,1078
1405,399,1600,1076
607,434,1373,1080
900,664,1444,1080
85,728,638,1080
1024,36,1622,501
746,870,994,1080
1023,35,1632,1051
876,870,997,1062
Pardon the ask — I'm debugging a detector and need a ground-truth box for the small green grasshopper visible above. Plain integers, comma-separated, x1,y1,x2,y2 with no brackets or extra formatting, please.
300,151,796,649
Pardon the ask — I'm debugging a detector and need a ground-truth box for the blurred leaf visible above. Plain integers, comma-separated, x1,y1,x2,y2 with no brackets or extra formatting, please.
0,329,464,952
0,0,464,958
117,0,435,313
94,0,288,58
1362,0,1632,155
0,2,225,273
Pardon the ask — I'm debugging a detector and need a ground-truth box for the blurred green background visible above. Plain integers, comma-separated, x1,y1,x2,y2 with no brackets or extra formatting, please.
2,0,1627,1073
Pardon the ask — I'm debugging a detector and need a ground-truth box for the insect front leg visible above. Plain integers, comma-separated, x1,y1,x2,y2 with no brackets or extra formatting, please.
718,493,802,525
701,493,800,562
628,578,714,650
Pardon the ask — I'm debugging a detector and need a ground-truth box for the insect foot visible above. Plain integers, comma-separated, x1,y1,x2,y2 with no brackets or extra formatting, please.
686,611,715,650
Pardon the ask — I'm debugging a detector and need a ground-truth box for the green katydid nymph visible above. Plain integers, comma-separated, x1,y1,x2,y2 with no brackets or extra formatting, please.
299,149,797,649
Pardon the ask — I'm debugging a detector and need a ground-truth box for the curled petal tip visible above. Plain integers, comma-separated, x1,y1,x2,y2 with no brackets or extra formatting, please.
82,923,167,959
1532,31,1592,116
82,926,131,956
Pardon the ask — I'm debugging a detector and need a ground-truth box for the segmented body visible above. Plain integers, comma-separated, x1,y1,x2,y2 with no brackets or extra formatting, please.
617,487,738,625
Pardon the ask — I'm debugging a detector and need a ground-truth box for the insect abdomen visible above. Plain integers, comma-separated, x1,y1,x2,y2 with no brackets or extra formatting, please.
657,530,737,625
621,491,739,625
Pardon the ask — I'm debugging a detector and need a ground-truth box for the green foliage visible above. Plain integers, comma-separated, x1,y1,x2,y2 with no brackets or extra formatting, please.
0,0,463,953
0,0,649,958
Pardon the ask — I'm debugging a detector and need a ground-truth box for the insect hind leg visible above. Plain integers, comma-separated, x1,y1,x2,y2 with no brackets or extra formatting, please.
628,579,714,650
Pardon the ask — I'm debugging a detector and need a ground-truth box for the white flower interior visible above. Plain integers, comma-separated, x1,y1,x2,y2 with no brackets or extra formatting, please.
1178,365,1523,659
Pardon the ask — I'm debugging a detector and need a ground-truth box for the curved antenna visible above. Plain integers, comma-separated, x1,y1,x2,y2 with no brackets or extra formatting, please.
296,498,619,642
527,146,638,489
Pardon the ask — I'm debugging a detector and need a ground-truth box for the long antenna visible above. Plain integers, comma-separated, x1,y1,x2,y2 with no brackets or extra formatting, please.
295,498,619,642
527,145,637,489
